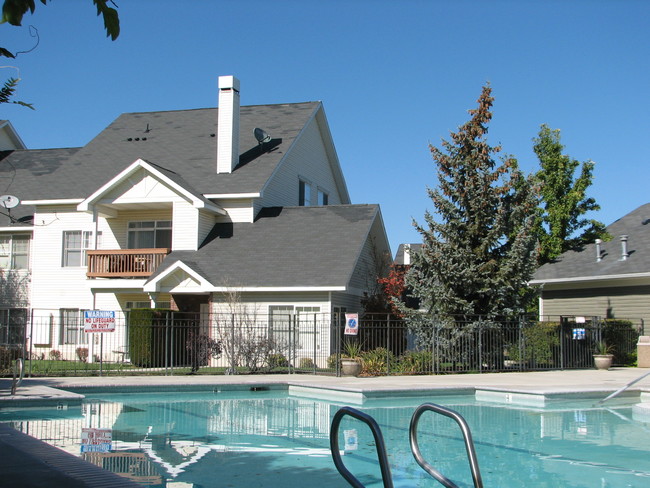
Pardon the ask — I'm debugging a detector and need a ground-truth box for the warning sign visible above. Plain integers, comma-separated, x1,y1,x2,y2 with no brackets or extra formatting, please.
84,310,116,333
81,428,112,453
344,313,359,336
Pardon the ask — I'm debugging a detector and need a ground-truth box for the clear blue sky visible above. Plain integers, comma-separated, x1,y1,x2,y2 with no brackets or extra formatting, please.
2,0,649,254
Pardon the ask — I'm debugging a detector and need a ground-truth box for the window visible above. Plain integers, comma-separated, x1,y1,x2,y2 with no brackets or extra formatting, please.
299,180,311,206
60,309,87,345
0,235,30,269
317,190,329,206
62,231,101,267
125,300,171,310
269,305,321,350
128,221,172,249
0,308,27,345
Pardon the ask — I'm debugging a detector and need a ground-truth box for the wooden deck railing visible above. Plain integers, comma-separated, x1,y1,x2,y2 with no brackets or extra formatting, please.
86,249,170,278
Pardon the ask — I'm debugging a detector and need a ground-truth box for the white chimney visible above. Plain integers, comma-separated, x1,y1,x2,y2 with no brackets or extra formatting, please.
595,239,602,262
403,244,411,266
217,75,240,174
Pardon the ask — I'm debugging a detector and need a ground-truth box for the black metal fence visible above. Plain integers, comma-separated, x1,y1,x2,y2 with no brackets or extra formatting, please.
0,310,644,377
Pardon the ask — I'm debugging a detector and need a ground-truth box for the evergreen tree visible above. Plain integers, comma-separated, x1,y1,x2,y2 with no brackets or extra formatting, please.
533,124,607,264
405,85,538,322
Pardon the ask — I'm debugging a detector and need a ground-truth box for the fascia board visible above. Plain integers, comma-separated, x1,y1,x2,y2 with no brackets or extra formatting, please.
209,286,347,292
0,227,33,232
22,199,84,205
530,272,650,286
203,192,261,199
314,105,351,204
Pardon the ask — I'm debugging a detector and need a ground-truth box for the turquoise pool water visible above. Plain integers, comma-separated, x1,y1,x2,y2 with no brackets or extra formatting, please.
1,390,649,487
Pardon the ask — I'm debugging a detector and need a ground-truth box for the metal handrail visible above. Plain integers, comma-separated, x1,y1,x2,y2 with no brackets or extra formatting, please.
10,358,24,395
409,403,484,488
330,406,394,488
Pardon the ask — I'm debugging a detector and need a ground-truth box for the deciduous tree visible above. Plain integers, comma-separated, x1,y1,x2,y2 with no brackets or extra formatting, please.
1,0,120,107
533,124,607,264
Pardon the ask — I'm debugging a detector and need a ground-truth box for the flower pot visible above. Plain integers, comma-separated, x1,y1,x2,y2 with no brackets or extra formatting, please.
593,354,614,370
341,358,362,377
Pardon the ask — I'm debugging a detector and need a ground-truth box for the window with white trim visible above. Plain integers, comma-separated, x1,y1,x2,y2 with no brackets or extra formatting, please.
128,221,172,249
60,308,87,345
62,231,101,267
0,234,30,269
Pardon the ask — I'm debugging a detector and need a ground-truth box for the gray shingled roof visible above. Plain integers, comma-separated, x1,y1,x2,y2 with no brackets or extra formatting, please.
0,147,80,227
149,204,380,289
532,203,650,283
0,102,320,203
394,243,423,265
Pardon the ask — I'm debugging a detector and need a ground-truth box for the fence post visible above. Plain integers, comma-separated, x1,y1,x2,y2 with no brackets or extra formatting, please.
312,313,317,374
386,313,391,376
478,318,483,374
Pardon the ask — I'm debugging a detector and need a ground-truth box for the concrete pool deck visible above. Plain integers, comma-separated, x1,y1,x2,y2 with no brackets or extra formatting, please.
2,368,650,487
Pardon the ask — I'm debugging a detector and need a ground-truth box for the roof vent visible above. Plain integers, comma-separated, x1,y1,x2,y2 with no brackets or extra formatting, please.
595,239,603,262
620,235,629,261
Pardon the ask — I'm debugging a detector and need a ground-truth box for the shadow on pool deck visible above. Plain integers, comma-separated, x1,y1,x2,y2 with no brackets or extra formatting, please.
1,369,650,487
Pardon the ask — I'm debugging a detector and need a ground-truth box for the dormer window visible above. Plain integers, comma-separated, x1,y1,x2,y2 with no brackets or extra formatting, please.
299,179,312,206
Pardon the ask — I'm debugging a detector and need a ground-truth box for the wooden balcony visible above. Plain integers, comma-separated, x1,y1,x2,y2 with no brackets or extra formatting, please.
86,249,170,278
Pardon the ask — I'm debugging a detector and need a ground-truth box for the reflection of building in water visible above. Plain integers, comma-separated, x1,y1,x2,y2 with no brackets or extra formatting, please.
6,395,333,484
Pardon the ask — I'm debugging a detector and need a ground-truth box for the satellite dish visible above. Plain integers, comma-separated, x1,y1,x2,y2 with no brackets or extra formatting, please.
254,128,272,144
0,195,20,209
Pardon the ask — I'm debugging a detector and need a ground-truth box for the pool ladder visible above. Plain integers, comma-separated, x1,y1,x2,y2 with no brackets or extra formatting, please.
330,403,484,488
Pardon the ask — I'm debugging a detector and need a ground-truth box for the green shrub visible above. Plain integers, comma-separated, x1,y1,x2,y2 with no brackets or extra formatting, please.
0,346,21,375
361,347,394,376
509,322,559,366
603,319,638,366
267,353,289,369
327,354,338,370
399,350,433,374
299,357,315,369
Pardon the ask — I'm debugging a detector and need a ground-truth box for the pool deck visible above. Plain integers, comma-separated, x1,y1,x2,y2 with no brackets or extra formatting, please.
2,368,650,487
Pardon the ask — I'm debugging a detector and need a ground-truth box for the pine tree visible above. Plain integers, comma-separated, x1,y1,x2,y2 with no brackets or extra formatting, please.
405,85,539,322
533,124,607,264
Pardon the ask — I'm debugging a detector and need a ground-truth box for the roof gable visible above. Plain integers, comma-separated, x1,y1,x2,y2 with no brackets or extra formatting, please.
77,158,225,215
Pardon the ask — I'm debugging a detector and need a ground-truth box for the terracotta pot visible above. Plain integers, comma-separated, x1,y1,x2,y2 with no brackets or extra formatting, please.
341,359,362,377
593,354,614,370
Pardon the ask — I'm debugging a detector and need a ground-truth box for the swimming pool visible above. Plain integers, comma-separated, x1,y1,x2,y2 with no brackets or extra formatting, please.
1,389,649,487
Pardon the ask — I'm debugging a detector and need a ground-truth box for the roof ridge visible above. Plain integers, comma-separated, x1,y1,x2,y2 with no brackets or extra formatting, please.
120,101,321,117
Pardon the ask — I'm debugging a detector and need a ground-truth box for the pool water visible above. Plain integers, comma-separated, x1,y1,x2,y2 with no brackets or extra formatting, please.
1,390,649,487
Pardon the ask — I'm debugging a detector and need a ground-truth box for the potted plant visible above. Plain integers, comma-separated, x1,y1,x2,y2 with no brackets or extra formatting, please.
341,339,363,376
593,341,614,370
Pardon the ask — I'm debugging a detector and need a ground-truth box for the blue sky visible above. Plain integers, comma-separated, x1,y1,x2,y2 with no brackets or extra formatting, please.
2,0,649,254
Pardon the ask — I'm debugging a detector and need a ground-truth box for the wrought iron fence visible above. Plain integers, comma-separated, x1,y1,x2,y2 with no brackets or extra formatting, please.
0,309,643,377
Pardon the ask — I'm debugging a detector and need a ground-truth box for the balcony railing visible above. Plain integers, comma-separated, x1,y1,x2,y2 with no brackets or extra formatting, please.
86,249,170,278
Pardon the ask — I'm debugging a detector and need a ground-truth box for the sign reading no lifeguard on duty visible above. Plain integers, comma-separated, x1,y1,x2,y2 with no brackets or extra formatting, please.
84,310,116,333
344,313,359,336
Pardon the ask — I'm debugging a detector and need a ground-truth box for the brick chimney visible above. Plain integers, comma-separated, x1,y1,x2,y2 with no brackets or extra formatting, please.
217,75,240,174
